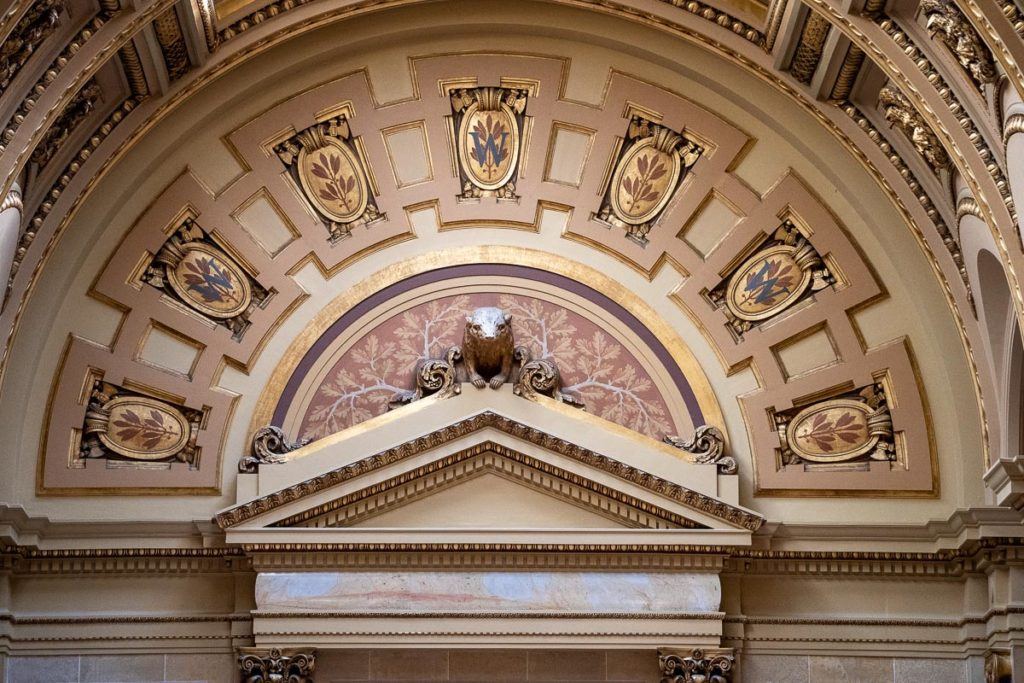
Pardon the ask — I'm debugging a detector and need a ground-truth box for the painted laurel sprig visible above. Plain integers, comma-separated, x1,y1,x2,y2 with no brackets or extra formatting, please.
798,411,865,452
310,151,357,211
740,258,796,307
621,153,667,213
181,256,240,305
112,409,178,450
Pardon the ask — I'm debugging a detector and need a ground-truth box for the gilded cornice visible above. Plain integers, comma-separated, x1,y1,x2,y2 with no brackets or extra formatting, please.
217,411,765,531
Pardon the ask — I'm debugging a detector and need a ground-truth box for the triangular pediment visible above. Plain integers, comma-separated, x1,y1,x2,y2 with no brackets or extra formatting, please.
218,392,763,547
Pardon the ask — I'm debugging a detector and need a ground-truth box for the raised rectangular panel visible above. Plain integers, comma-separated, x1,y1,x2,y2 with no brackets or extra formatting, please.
382,122,432,188
407,204,440,234
774,326,839,380
233,191,297,257
544,123,594,187
136,324,203,378
851,297,902,350
73,297,125,348
679,194,742,258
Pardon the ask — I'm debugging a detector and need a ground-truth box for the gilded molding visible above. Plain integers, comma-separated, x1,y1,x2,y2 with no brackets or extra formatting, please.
238,425,309,473
0,13,109,157
216,411,765,531
789,11,831,84
0,0,66,97
5,96,142,303
836,100,972,308
920,0,997,89
30,79,102,168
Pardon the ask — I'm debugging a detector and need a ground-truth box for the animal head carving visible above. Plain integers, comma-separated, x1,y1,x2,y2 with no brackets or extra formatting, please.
465,306,512,340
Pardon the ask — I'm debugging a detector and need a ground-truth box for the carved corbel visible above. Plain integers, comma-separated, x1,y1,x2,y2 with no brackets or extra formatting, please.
238,647,316,683
920,0,997,89
878,84,950,173
985,649,1012,683
659,648,734,683
238,426,310,473
664,425,736,474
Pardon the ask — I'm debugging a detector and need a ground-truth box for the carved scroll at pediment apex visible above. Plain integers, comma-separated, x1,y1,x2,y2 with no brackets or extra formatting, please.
920,0,997,89
775,382,895,467
141,218,271,340
707,221,835,338
659,648,734,683
595,116,703,244
80,380,201,465
274,115,383,241
513,347,585,407
238,426,311,473
878,84,950,173
664,425,736,474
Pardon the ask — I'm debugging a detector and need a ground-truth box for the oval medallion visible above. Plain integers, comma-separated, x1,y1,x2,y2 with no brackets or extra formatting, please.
609,139,682,225
297,137,369,223
786,399,877,463
167,242,252,319
458,102,520,191
98,396,191,460
724,245,812,322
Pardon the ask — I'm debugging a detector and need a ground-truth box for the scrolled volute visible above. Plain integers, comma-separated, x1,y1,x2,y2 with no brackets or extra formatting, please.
664,425,736,474
513,347,584,408
390,346,462,407
238,426,310,473
659,649,733,683
238,647,315,683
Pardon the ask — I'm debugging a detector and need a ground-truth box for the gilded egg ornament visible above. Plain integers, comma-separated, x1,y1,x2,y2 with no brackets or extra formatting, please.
98,396,191,461
167,242,252,319
297,137,369,224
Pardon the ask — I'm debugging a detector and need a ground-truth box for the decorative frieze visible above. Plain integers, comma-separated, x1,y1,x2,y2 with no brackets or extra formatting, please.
448,86,529,200
665,425,736,474
595,116,703,244
774,383,895,466
659,648,733,682
390,306,583,408
707,221,834,338
238,648,316,683
920,0,997,89
142,218,271,339
0,0,66,96
878,84,950,174
79,380,202,464
238,426,309,473
30,79,102,169
274,115,384,241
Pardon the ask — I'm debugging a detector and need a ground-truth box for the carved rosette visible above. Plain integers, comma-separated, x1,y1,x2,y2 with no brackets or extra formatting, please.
142,218,271,339
659,648,733,683
665,425,736,474
238,647,315,683
79,380,202,464
275,115,383,240
595,116,703,244
774,383,895,466
390,346,463,407
920,0,997,89
707,221,834,338
513,346,585,407
238,426,311,473
879,84,950,174
449,86,529,200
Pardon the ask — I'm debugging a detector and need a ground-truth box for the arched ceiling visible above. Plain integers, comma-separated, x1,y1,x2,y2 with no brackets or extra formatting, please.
0,0,1016,528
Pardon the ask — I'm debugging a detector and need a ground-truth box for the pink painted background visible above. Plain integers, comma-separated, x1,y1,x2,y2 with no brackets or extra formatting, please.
298,293,678,441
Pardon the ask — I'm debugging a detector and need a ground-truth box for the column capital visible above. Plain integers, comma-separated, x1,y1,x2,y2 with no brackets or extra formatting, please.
659,648,734,683
237,647,316,683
